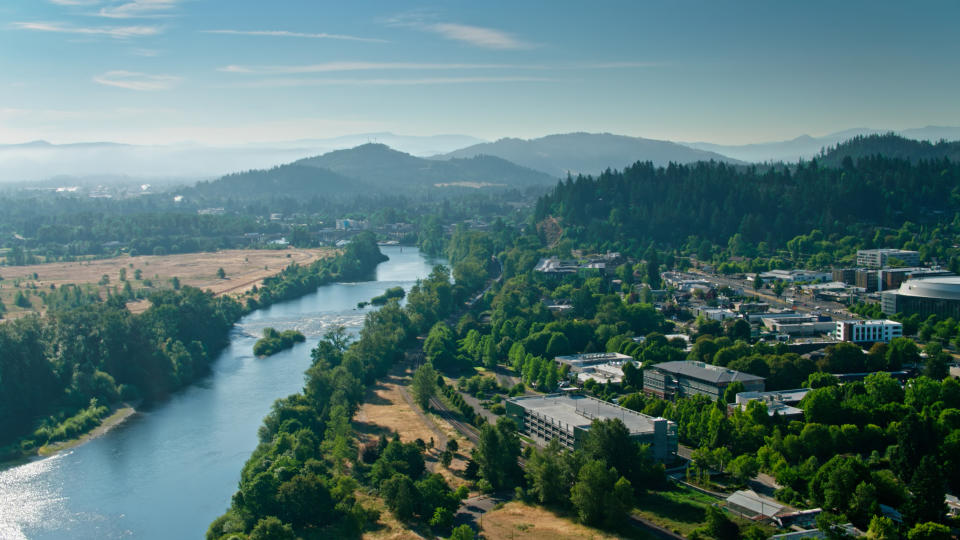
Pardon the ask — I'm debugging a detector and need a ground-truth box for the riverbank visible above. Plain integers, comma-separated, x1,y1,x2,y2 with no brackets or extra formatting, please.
0,245,435,540
37,403,138,457
0,402,138,470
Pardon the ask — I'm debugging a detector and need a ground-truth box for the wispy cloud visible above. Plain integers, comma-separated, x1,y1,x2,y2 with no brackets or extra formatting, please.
219,61,528,75
218,60,658,75
93,70,181,90
49,0,101,5
130,47,161,57
202,29,386,43
426,23,532,50
228,76,552,88
386,12,533,50
11,21,160,38
97,0,179,19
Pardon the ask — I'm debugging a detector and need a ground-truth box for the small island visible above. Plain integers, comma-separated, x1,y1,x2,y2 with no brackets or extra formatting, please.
253,327,306,357
370,286,406,306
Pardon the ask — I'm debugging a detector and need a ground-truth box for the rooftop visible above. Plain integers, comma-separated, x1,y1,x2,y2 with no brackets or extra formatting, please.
837,319,901,327
554,352,634,369
651,360,765,384
894,276,960,300
508,393,664,435
726,489,785,518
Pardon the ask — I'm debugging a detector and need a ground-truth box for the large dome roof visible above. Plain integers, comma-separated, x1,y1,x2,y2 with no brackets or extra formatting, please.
896,277,960,300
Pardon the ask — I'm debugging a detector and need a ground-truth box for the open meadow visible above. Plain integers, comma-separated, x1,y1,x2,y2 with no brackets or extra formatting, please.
0,247,334,317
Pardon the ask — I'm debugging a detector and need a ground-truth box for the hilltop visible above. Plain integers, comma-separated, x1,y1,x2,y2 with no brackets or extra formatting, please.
437,132,740,177
683,125,960,163
190,143,554,200
295,143,554,188
817,133,960,167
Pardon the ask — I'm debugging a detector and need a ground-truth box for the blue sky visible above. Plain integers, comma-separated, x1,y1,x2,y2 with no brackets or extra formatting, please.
1,0,958,145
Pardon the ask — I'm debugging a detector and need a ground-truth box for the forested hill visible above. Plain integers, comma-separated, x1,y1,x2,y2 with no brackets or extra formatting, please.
296,143,554,188
817,133,960,167
534,155,960,254
190,143,553,200
192,162,365,199
437,132,741,177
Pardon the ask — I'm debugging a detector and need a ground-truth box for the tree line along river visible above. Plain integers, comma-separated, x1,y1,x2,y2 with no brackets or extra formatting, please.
0,246,439,540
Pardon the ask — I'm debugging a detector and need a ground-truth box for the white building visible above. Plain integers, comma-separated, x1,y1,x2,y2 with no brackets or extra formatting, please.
857,249,920,268
696,307,738,321
835,319,903,343
758,269,831,283
335,218,369,230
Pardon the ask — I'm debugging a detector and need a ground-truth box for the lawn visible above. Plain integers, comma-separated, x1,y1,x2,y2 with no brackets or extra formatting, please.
634,484,778,538
633,485,715,537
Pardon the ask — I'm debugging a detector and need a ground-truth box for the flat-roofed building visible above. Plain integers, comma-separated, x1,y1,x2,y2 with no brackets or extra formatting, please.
835,319,902,343
857,249,920,268
855,269,878,292
878,267,954,291
762,315,835,336
575,361,637,385
832,268,857,285
735,388,810,418
505,393,678,460
554,352,634,373
534,258,606,278
643,360,765,401
759,269,831,283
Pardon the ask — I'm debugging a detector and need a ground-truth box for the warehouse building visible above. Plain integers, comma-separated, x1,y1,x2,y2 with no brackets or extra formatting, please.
504,393,678,460
643,360,765,401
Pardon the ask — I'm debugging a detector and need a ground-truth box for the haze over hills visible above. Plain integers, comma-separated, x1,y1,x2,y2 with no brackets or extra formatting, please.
0,133,486,184
190,143,554,200
436,132,742,177
296,143,554,188
5,127,960,187
815,133,960,167
683,125,960,163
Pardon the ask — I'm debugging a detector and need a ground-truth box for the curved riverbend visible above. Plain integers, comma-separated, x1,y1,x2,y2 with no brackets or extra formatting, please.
0,246,438,540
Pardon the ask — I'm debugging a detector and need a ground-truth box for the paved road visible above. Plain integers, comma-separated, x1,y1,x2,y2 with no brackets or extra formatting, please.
691,270,855,318
452,493,511,531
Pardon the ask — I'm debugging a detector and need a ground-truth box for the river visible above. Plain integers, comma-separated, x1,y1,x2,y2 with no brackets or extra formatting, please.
0,246,439,540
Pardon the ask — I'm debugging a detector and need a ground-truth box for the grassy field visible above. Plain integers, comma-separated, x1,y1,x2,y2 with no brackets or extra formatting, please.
0,247,333,317
633,485,716,537
634,484,776,538
481,501,646,540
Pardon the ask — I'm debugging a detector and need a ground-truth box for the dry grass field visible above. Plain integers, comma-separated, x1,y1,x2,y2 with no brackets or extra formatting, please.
354,370,474,490
358,492,429,540
0,247,333,317
480,502,624,540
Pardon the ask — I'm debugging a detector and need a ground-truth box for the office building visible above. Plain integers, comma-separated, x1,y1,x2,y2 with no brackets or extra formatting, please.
505,393,678,460
643,361,765,401
857,249,920,268
835,319,903,343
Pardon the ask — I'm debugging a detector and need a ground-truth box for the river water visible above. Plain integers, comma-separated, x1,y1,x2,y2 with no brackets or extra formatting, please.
0,246,438,540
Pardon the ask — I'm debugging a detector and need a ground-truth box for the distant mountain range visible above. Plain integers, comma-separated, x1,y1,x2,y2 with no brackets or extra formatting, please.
0,133,486,184
191,143,554,200
436,132,741,177
3,126,960,186
683,126,960,163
